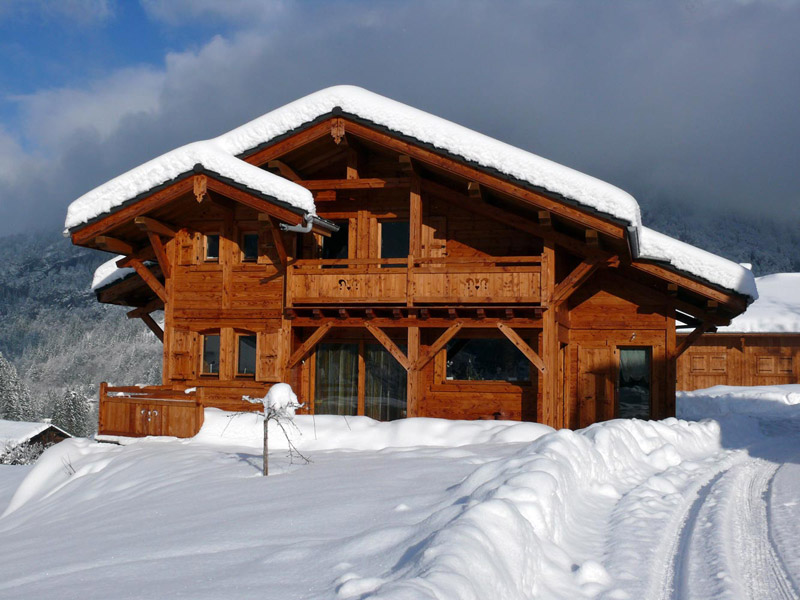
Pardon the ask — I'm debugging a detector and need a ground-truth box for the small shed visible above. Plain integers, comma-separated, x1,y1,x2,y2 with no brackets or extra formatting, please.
0,420,72,450
678,273,800,390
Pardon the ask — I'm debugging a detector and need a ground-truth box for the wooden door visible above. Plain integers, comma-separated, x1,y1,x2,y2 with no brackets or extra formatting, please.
577,345,615,427
134,404,163,436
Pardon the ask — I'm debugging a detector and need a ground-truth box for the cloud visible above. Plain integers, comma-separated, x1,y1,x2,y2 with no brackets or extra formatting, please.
140,0,288,25
0,0,115,25
1,0,799,237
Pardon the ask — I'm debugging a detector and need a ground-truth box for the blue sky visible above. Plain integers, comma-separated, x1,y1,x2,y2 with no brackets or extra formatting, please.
0,0,798,236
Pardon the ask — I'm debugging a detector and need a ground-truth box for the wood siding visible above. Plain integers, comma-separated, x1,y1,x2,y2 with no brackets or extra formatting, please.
678,334,800,390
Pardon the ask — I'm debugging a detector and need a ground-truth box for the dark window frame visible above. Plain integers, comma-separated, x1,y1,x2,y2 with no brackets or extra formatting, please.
235,332,258,377
443,336,532,384
200,332,221,376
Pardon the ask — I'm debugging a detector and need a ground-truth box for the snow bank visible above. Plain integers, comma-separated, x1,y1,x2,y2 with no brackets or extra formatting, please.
64,140,315,230
193,408,553,451
716,273,800,333
678,385,800,421
363,417,722,599
2,438,118,517
638,226,758,300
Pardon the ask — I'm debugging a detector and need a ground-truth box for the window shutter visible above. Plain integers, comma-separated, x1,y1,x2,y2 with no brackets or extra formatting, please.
256,329,283,382
170,329,198,380
177,230,199,266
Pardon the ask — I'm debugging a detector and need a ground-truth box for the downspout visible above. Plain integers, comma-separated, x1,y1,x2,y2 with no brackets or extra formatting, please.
280,214,314,234
626,225,641,260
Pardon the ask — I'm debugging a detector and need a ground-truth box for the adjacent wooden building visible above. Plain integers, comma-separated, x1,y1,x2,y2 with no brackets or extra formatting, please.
678,273,800,390
66,86,754,437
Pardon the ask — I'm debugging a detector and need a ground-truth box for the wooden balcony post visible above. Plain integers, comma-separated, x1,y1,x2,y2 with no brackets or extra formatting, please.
541,239,560,428
407,326,420,417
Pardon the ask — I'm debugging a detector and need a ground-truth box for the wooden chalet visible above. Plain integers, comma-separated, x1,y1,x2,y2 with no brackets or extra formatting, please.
678,273,800,390
0,419,71,449
66,86,755,437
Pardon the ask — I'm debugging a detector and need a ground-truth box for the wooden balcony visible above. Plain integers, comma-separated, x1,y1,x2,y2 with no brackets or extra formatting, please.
286,255,543,306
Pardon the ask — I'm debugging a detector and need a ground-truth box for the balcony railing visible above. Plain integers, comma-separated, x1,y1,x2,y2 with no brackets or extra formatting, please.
286,255,543,306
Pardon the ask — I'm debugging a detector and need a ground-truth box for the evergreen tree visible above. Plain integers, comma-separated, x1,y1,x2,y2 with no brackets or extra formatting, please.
0,351,35,421
51,388,92,437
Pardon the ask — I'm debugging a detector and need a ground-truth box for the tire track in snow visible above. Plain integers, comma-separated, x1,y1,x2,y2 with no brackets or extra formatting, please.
666,458,798,600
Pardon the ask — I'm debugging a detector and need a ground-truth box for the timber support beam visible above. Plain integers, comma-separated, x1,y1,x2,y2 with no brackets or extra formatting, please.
118,257,167,303
413,322,463,371
497,323,545,373
365,323,410,370
673,323,716,360
287,322,334,368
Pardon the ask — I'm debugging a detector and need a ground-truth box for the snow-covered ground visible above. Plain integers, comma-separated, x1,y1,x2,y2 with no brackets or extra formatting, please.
1,389,799,599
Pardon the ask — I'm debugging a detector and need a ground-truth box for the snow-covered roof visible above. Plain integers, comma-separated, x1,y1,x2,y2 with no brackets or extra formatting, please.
637,227,758,300
65,141,316,231
713,273,800,333
65,85,756,300
0,419,71,448
91,255,132,291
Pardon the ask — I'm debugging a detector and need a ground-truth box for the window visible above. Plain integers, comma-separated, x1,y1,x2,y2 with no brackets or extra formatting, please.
237,334,257,376
446,338,530,382
204,234,220,261
314,342,358,415
314,341,407,420
241,233,259,261
380,221,409,264
364,343,407,421
201,334,220,375
617,347,651,419
321,222,349,260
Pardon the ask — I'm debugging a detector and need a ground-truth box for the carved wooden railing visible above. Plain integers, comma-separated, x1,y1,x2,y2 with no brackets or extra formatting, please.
285,255,543,306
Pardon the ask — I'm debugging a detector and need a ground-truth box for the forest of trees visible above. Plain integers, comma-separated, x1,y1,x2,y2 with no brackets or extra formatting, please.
0,231,162,436
0,201,797,436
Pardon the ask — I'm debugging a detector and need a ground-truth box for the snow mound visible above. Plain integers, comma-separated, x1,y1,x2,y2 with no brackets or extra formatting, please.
678,385,800,421
193,408,553,451
637,226,758,300
65,139,315,230
716,273,800,333
364,417,722,599
2,438,118,517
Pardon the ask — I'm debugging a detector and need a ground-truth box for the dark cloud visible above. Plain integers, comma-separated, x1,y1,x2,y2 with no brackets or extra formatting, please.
1,0,798,235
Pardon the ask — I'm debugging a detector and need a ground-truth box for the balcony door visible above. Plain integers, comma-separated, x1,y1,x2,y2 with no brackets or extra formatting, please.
314,341,407,420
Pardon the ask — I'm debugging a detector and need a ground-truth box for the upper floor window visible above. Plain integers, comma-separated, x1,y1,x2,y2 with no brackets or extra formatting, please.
446,337,529,383
321,222,349,260
380,221,409,265
204,234,220,262
201,333,220,375
241,233,259,262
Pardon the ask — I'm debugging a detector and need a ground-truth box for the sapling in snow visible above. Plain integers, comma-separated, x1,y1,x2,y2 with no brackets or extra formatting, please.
243,383,309,476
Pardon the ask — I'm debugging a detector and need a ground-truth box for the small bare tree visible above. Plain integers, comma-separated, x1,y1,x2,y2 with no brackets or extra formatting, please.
243,383,309,476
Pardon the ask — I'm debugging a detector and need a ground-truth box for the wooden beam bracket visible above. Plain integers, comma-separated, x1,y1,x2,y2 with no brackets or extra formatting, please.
287,322,334,368
497,322,546,373
365,323,410,370
413,322,463,371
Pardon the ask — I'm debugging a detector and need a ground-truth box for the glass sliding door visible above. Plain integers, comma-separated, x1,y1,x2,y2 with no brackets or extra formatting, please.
314,342,359,415
617,347,652,419
364,344,407,420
